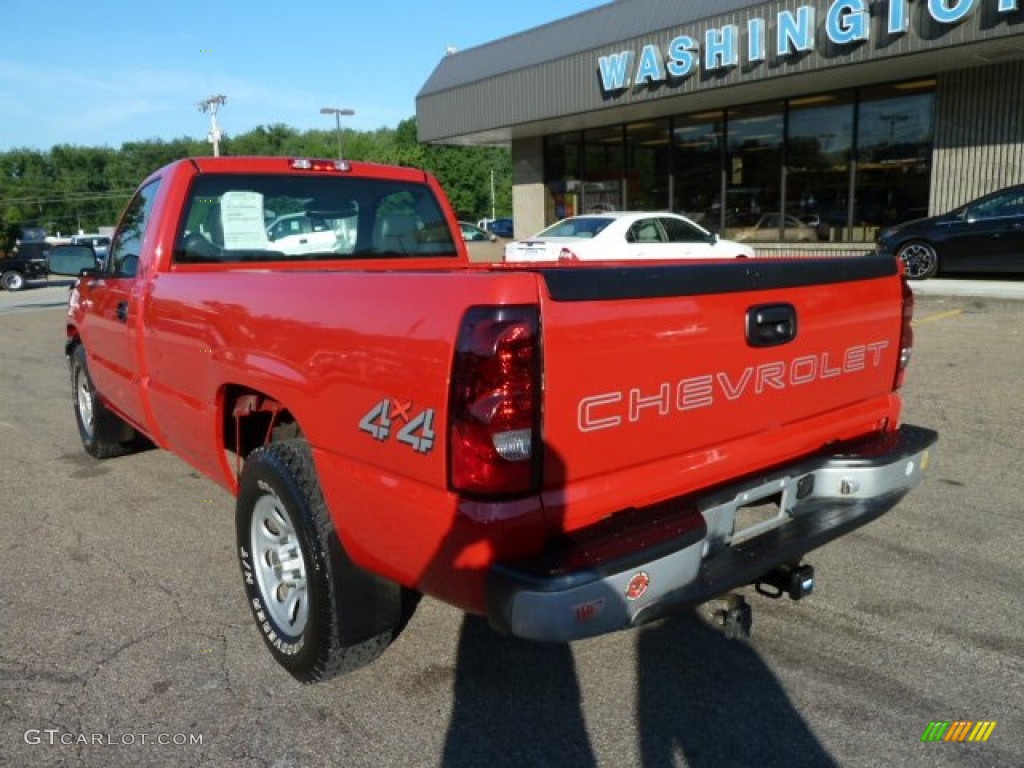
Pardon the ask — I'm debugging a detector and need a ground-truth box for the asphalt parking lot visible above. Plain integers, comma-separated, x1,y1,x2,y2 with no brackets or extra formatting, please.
1,279,1022,768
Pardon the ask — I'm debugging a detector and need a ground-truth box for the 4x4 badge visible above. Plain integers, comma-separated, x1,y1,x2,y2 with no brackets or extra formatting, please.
359,398,436,454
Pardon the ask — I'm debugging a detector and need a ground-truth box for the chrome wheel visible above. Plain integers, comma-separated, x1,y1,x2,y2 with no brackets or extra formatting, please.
75,366,95,439
250,493,309,637
897,241,938,280
2,270,25,291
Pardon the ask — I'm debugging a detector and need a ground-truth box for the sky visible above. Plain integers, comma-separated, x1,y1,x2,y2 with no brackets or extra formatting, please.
0,0,603,152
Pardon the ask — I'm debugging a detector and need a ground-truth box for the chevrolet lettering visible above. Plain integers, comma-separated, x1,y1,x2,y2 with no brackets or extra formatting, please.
579,341,890,432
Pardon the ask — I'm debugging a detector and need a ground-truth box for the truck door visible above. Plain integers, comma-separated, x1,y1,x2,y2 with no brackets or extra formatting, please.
83,180,161,431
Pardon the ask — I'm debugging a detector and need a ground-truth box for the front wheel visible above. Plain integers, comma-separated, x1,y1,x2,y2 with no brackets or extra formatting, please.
896,241,939,280
236,439,407,683
1,270,25,291
70,344,136,458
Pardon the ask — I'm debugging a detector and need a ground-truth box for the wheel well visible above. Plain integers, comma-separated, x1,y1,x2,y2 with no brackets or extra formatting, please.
222,386,302,463
65,330,80,358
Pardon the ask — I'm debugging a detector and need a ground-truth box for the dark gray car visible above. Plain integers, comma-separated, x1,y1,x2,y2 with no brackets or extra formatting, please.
876,184,1024,279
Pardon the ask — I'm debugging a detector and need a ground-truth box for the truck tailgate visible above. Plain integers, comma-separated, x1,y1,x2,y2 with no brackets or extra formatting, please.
536,255,905,531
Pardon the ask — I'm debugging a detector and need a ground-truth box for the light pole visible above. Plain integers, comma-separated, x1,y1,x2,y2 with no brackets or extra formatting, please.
198,94,227,157
320,107,355,160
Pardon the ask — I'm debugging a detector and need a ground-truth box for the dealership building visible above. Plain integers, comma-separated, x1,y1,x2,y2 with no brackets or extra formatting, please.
417,0,1024,243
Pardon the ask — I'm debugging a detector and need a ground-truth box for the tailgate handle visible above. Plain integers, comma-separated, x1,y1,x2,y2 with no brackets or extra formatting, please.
747,303,797,347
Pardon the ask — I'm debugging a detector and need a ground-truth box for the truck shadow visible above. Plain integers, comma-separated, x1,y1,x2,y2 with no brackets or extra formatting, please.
441,611,837,768
435,441,836,767
634,612,838,768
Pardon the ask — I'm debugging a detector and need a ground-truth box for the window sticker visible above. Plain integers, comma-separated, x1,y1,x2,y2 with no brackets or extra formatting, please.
220,191,269,250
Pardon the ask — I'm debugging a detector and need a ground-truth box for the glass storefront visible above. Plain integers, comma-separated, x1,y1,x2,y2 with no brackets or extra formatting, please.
543,79,935,243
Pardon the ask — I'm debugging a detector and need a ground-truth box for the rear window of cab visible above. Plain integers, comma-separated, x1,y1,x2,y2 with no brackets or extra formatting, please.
174,174,458,263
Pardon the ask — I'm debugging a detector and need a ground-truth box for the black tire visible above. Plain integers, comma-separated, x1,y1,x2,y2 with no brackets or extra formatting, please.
2,270,25,291
896,240,939,280
70,344,136,459
236,439,408,683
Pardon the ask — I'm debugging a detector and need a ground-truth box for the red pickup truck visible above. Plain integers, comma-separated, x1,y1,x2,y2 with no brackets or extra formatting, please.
51,156,937,683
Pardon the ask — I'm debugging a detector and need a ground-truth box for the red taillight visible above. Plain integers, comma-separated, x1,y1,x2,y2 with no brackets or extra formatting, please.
449,306,541,496
895,275,914,389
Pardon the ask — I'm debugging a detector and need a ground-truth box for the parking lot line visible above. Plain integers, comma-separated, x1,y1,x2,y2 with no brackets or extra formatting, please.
912,308,963,326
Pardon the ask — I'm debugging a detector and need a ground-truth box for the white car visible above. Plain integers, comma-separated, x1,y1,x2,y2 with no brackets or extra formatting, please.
504,212,754,263
459,221,504,263
266,213,338,256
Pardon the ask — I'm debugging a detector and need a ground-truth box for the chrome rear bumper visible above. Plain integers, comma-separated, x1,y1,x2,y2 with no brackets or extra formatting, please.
487,424,938,641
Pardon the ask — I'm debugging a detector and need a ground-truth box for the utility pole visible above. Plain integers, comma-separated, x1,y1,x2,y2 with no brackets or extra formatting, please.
490,169,496,222
320,107,355,160
198,94,227,157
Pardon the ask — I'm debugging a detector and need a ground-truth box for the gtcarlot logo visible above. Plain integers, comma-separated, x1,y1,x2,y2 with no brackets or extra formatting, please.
24,729,204,747
921,720,997,743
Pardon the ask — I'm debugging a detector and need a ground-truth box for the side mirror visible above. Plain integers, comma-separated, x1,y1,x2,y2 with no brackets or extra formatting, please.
707,231,719,245
47,244,100,277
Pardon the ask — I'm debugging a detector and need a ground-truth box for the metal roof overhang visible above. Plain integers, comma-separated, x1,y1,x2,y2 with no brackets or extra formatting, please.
417,1,1024,146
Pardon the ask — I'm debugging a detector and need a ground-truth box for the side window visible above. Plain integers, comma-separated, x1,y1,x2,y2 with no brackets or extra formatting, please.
660,216,707,243
969,191,1024,221
628,219,664,243
107,180,161,278
1007,193,1024,217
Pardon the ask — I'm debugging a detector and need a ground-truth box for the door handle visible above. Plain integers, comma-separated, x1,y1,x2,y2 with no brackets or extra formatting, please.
747,303,797,347
116,301,129,323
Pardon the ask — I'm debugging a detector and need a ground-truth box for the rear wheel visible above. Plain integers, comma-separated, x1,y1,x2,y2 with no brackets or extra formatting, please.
236,439,409,683
70,344,136,458
896,241,939,280
1,270,25,291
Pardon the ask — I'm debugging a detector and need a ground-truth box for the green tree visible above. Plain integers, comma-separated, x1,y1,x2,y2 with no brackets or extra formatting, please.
0,117,512,236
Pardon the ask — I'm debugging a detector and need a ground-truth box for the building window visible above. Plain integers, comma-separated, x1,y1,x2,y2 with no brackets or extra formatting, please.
544,132,582,221
672,112,724,227
626,120,671,211
725,102,784,233
582,125,625,212
786,93,855,242
855,81,935,234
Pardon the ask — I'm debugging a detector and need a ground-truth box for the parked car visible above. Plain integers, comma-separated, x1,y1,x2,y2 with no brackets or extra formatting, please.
796,214,829,241
876,184,1024,279
0,226,50,291
725,213,818,243
266,212,338,255
0,253,48,291
486,217,514,238
504,212,754,263
71,234,111,266
459,221,504,263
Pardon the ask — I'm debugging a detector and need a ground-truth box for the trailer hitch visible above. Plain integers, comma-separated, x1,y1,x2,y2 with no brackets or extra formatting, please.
755,563,815,601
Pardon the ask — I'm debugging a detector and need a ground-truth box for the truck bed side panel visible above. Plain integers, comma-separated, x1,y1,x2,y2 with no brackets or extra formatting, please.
141,269,544,601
